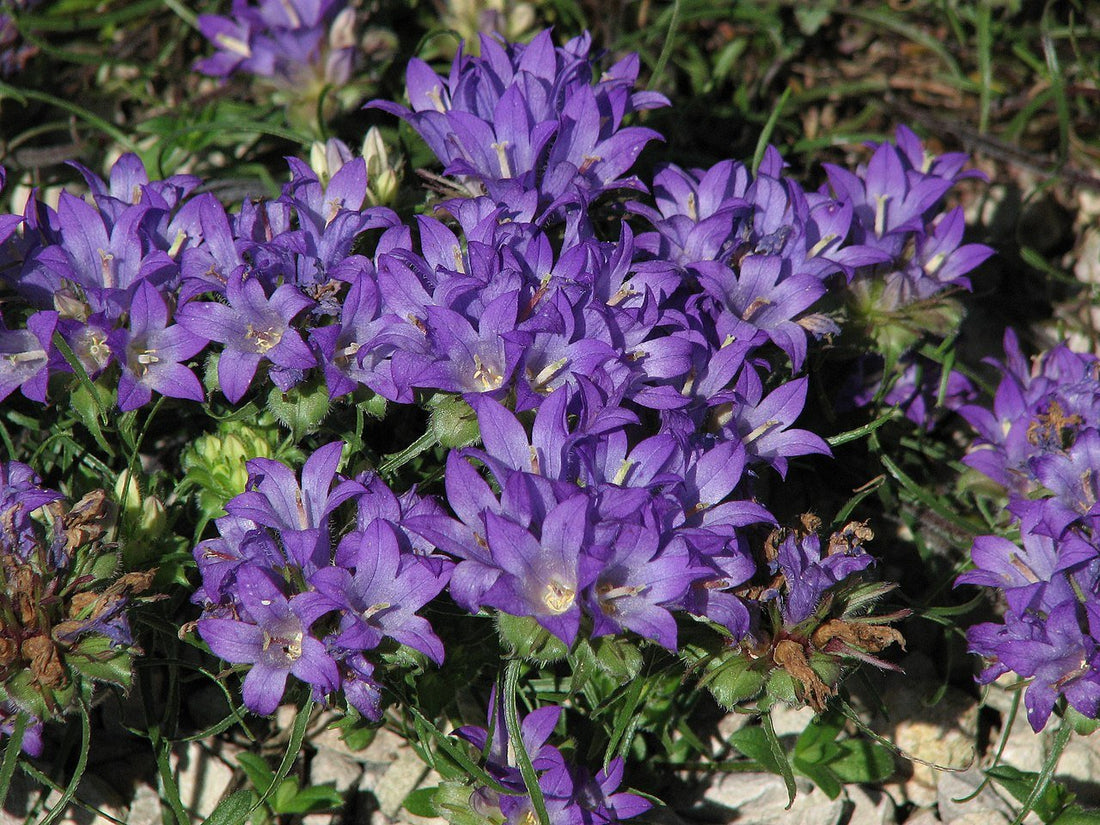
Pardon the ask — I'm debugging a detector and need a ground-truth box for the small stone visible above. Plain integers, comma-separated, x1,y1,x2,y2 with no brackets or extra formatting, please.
875,658,977,807
770,704,817,739
950,813,1010,825
171,739,238,818
127,783,163,825
370,745,431,818
903,808,940,825
844,784,894,825
936,767,1015,824
1055,733,1100,808
700,772,844,825
311,747,363,794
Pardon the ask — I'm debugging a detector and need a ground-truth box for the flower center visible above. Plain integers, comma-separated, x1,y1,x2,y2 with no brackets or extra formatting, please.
543,580,575,614
246,323,280,354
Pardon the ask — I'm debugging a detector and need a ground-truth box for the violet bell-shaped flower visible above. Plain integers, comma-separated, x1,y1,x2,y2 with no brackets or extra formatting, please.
198,565,339,715
176,270,315,403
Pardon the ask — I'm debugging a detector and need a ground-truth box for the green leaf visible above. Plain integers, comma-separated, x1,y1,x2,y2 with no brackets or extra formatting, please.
504,661,550,825
37,701,91,825
792,757,842,800
71,635,133,689
236,752,275,794
204,790,254,825
271,778,300,812
987,764,1074,824
729,721,797,807
274,783,344,815
404,786,440,818
0,711,27,810
702,654,765,710
794,712,844,761
828,739,895,785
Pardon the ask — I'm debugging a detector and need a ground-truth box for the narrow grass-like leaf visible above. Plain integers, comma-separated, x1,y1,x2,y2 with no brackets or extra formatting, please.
976,1,993,134
160,0,198,28
38,701,91,825
1008,717,1073,825
752,86,792,175
873,435,984,535
0,712,26,811
648,0,682,91
761,713,797,808
16,0,163,30
606,677,648,766
252,697,314,814
380,429,439,475
1040,7,1071,163
0,81,136,149
401,701,512,793
204,790,254,825
504,660,550,825
827,411,898,448
841,6,961,77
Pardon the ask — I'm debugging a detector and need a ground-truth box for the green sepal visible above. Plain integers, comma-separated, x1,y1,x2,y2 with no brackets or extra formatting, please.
590,636,642,681
703,653,766,711
70,635,134,690
433,781,497,825
430,394,480,449
1066,706,1100,736
495,613,568,663
358,389,388,420
86,546,123,584
764,669,800,706
266,378,331,438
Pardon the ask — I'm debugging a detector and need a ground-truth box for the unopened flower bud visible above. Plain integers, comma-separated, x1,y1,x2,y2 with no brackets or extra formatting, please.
362,127,400,207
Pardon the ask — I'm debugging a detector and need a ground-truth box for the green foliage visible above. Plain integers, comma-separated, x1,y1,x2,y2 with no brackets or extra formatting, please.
987,766,1097,825
791,712,895,799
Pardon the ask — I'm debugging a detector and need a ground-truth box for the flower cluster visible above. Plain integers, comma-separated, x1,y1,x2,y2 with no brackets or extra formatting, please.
0,0,40,77
192,443,452,718
0,28,996,771
0,148,399,410
369,29,669,219
0,461,149,755
956,332,1100,731
833,126,994,425
196,0,359,89
445,690,651,825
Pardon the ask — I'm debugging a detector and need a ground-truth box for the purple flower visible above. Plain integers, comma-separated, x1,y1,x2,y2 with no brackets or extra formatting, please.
198,565,339,715
111,281,208,411
0,703,43,757
370,30,667,217
970,601,1100,732
771,527,874,625
177,271,315,402
479,496,599,647
297,520,449,663
227,441,360,571
0,460,63,558
196,0,359,89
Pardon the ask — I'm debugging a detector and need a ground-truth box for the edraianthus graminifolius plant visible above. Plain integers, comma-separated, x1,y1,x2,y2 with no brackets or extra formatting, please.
192,442,452,719
956,332,1100,731
0,461,154,755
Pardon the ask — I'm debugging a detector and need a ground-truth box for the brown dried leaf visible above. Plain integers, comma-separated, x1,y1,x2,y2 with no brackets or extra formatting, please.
811,618,906,653
22,634,66,688
773,639,833,711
